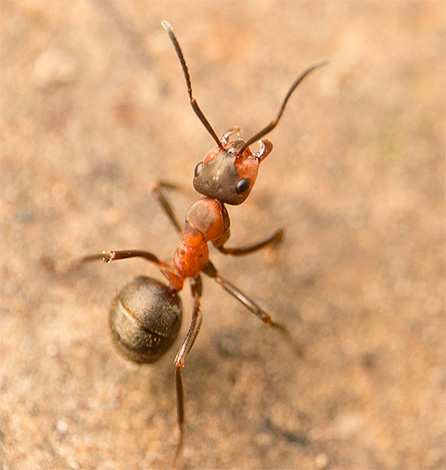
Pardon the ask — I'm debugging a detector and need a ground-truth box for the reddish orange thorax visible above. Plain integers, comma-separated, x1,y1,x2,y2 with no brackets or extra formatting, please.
172,198,230,281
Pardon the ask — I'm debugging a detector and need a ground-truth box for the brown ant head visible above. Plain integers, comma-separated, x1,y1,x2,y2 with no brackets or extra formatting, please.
193,137,270,205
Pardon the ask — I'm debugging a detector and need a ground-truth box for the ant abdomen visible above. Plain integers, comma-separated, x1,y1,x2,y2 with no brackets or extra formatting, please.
109,276,183,364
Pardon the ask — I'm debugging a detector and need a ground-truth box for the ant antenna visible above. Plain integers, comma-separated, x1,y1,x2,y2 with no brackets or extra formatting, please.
239,59,327,154
162,21,223,149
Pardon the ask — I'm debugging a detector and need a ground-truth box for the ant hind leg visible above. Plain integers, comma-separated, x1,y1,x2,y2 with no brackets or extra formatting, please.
173,276,203,463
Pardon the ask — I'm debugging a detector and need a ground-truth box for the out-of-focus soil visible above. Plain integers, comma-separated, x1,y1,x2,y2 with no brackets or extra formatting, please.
1,1,444,469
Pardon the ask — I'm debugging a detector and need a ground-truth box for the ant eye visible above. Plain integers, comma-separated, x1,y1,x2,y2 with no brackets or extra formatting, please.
194,162,203,177
236,178,250,194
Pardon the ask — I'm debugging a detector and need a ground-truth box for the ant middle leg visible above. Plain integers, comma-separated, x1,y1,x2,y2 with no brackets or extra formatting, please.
77,250,185,290
76,249,169,269
78,249,164,265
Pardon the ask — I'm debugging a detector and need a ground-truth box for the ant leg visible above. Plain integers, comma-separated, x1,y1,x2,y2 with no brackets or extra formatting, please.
215,228,283,256
52,250,167,275
78,250,184,291
174,276,202,461
203,262,303,356
150,181,183,233
76,250,168,269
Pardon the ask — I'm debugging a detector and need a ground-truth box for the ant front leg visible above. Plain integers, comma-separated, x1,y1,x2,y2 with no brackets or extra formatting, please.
173,276,203,461
150,181,183,234
214,228,284,256
203,261,303,357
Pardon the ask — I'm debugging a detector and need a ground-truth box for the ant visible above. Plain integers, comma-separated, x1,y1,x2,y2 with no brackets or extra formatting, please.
77,20,325,459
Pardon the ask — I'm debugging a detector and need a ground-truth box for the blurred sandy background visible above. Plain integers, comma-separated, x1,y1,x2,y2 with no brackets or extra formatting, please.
1,1,444,469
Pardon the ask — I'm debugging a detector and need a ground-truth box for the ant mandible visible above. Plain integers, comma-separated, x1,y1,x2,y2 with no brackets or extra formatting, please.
78,20,325,458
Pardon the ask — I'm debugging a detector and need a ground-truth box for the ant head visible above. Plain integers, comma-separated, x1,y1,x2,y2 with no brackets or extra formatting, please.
193,132,271,205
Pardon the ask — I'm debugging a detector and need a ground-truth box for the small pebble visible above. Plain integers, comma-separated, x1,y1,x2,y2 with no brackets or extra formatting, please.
57,419,68,433
315,452,329,469
33,48,77,88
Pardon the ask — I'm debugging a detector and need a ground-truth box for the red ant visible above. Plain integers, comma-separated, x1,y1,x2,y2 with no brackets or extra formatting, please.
78,20,325,459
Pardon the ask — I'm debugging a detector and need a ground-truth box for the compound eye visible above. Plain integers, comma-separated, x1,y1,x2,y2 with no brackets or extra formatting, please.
194,162,203,177
235,178,250,194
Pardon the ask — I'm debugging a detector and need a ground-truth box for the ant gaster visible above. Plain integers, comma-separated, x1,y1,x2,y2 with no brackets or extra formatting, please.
78,20,325,459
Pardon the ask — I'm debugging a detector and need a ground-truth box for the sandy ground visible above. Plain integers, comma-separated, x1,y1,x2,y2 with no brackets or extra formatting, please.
1,1,445,469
